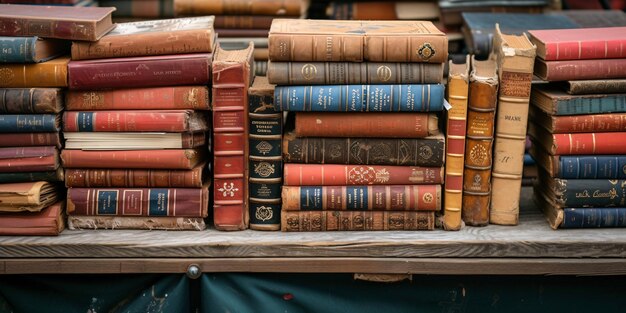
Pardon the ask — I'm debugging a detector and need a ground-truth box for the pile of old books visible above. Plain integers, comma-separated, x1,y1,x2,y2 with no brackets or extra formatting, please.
528,26,626,229
267,19,448,231
61,16,215,230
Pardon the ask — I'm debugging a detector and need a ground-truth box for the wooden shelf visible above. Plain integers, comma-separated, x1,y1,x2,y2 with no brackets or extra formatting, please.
2,187,626,275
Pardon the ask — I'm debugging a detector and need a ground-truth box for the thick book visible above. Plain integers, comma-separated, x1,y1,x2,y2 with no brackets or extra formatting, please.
490,25,536,226
0,133,60,147
0,181,58,212
0,170,63,183
0,201,64,236
282,185,441,211
281,210,435,231
68,53,212,90
443,56,469,231
65,86,210,111
295,112,439,138
539,173,626,208
0,88,63,113
528,27,626,61
63,110,208,132
99,0,174,18
68,215,206,230
61,149,204,169
0,146,58,172
0,36,68,63
174,0,302,16
65,163,205,188
248,76,281,231
267,61,444,85
463,56,498,227
283,133,445,167
284,164,444,186
212,44,254,231
268,19,448,63
0,57,69,88
564,79,626,95
530,146,626,179
71,16,216,60
63,132,206,150
0,4,115,41
530,106,626,133
67,186,209,217
0,114,60,133
528,123,626,155
535,58,626,82
214,15,274,29
531,85,626,116
274,84,445,112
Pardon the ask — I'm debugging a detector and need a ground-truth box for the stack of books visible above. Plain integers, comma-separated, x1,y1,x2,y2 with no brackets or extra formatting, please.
61,16,214,230
267,19,448,231
528,26,626,229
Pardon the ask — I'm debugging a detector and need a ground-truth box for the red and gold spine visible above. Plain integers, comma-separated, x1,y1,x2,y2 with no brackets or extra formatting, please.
281,211,435,231
551,113,626,133
552,132,626,155
63,110,194,132
61,149,202,169
0,146,58,172
283,164,444,186
0,133,60,147
65,165,205,188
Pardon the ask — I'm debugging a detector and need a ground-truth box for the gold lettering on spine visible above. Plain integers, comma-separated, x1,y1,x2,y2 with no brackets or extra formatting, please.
301,64,317,81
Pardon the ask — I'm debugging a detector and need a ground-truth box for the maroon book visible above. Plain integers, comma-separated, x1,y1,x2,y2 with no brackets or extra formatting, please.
68,53,212,90
535,58,626,81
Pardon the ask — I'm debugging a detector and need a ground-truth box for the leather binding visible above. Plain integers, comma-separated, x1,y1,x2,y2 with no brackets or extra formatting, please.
65,163,205,188
0,133,60,147
283,164,444,186
530,144,626,179
61,149,204,169
0,36,69,63
0,114,59,133
530,106,626,133
248,76,281,231
212,43,254,231
530,84,626,116
534,58,626,81
489,25,536,225
0,201,64,236
443,55,469,231
0,169,63,183
281,211,435,231
63,110,208,132
0,88,63,113
68,216,206,230
564,79,626,95
528,123,626,155
174,0,302,16
0,57,69,88
0,146,58,172
462,56,498,227
528,27,626,61
214,15,274,29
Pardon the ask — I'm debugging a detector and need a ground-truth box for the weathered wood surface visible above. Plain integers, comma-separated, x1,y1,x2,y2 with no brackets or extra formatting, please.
1,188,626,259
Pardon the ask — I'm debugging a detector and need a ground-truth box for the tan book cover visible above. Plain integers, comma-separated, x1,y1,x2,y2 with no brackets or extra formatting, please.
0,57,69,88
0,181,58,212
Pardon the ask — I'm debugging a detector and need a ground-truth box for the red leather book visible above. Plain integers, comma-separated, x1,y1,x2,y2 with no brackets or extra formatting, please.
529,123,626,155
65,163,205,188
65,86,210,111
529,27,626,61
284,164,444,186
0,133,60,147
67,187,209,217
0,146,58,172
537,111,626,133
63,110,208,132
295,112,439,138
61,149,204,169
535,58,626,81
68,53,212,90
212,44,254,231
0,201,64,236
281,210,435,231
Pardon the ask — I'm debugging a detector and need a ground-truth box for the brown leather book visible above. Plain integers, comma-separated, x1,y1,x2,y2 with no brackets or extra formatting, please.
268,19,448,63
0,181,58,212
281,211,435,231
71,16,216,60
0,146,59,173
0,201,64,236
0,57,69,88
65,163,206,188
490,25,536,226
327,1,440,21
462,56,498,227
0,133,60,147
174,0,302,17
68,216,206,230
0,88,63,113
0,4,116,41
61,149,205,169
564,79,626,95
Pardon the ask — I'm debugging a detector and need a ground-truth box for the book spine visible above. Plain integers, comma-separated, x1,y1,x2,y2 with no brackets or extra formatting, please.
275,84,444,112
267,62,443,85
282,185,441,211
281,210,435,231
174,0,301,16
0,155,57,172
68,216,206,231
558,155,626,179
248,88,281,230
0,18,97,41
0,36,36,63
67,187,208,217
100,0,174,18
295,112,439,138
539,59,626,81
65,86,210,111
0,133,60,147
544,39,626,61
71,29,214,60
553,132,626,155
553,179,626,208
490,29,536,226
0,171,62,183
0,88,62,113
0,59,68,87
552,113,626,133
283,164,444,186
561,207,626,228
0,114,58,132
443,58,469,231
0,145,55,157
61,149,200,169
65,166,204,188
566,80,626,95
63,111,191,132
68,54,211,90
214,15,274,29
268,34,448,63
552,94,626,116
282,134,445,167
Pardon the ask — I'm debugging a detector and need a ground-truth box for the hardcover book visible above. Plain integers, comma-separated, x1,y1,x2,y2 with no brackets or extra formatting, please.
65,163,206,188
268,19,448,63
0,57,69,88
68,215,206,230
564,79,626,95
531,84,626,116
0,201,64,236
528,123,626,155
0,114,60,133
0,4,116,41
174,0,302,16
530,146,626,179
0,132,60,148
0,181,58,212
0,169,63,183
281,210,435,231
0,36,68,63
63,132,206,150
99,0,174,18
61,149,204,169
534,58,626,81
529,27,626,61
283,164,444,186
530,106,626,133
0,88,63,113
63,110,208,132
538,171,626,208
0,146,58,172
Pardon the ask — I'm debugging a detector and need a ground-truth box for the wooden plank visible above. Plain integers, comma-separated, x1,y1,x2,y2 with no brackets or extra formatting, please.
1,188,626,259
3,258,626,275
